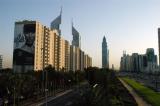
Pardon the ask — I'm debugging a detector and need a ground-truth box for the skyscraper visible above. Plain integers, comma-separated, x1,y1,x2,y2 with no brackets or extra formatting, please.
50,9,62,35
120,48,157,72
0,55,2,69
102,36,109,68
72,22,81,48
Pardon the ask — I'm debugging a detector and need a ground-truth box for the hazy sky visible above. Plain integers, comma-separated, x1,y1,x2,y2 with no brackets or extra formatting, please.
1,0,160,69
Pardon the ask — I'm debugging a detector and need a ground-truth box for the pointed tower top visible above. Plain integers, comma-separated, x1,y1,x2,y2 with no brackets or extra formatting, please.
60,6,62,16
103,36,106,42
71,18,73,27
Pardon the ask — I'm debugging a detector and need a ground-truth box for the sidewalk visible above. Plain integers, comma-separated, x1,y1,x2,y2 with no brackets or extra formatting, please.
119,78,151,106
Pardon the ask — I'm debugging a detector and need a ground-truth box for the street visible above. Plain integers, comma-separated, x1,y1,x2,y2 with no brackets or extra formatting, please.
41,90,77,106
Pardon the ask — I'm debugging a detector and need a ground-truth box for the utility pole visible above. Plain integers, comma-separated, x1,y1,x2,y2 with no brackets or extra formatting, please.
13,86,15,106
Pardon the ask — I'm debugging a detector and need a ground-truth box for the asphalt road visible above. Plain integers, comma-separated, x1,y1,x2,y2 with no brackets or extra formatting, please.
41,83,88,106
42,90,77,106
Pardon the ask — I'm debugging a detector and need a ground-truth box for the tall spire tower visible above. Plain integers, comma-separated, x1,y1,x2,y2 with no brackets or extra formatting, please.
102,36,109,68
50,7,62,35
72,21,81,48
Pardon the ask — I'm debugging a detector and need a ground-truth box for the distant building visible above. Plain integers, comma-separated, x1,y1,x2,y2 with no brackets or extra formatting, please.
120,48,158,72
132,53,139,72
72,23,81,48
145,48,158,72
102,36,109,68
84,54,92,69
50,9,62,35
0,55,2,69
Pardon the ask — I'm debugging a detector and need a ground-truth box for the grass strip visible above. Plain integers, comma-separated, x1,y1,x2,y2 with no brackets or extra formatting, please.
122,77,160,106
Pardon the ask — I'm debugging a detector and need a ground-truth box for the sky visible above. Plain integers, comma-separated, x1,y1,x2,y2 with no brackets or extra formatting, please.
0,0,160,69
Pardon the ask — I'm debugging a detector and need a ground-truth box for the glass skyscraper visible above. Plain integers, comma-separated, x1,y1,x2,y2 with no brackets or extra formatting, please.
102,36,109,68
72,23,81,48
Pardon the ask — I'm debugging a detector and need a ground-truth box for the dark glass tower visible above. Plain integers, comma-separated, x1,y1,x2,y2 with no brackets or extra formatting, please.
72,23,81,48
50,9,62,35
102,36,109,68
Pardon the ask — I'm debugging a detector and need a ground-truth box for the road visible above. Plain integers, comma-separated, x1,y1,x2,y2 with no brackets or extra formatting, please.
39,82,88,106
41,90,77,106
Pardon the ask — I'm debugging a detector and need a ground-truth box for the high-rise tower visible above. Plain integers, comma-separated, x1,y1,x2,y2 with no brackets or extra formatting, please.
72,22,81,48
102,36,109,68
50,8,62,35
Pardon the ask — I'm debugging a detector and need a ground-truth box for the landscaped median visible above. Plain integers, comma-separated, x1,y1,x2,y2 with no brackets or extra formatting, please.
122,77,160,106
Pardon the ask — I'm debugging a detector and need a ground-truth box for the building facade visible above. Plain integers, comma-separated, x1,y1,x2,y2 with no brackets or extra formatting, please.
102,36,109,68
50,9,61,35
72,24,81,48
64,40,70,71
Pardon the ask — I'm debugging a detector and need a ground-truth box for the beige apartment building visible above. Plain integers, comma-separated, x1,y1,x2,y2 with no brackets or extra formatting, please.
34,23,60,71
65,40,70,71
84,54,92,69
70,45,76,71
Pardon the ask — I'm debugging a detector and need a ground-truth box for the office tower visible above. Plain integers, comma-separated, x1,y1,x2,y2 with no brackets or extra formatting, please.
70,46,80,71
120,48,158,72
51,9,62,35
0,55,2,69
72,23,81,48
102,36,109,68
120,51,126,71
146,48,158,71
146,48,157,64
138,55,145,72
132,53,139,72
